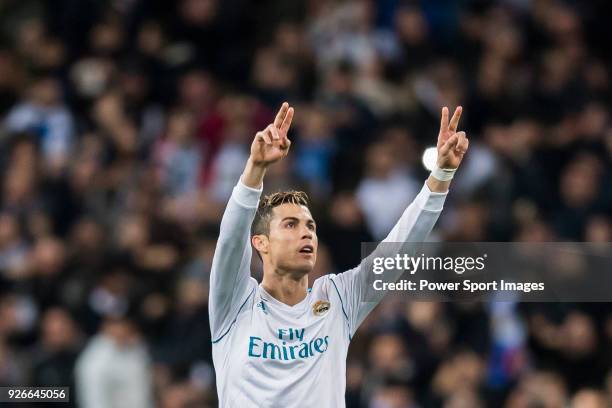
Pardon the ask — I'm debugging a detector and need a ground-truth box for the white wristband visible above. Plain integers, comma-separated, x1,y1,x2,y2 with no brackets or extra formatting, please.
431,165,456,181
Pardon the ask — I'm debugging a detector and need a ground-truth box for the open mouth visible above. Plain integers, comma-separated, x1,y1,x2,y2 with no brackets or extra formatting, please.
299,244,314,254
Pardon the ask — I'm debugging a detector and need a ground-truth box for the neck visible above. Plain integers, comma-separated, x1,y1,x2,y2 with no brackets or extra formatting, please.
261,267,309,306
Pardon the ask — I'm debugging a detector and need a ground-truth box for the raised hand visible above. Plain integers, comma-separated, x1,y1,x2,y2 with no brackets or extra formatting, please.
436,106,469,169
250,102,294,166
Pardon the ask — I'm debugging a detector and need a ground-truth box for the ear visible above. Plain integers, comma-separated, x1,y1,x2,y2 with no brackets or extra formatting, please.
251,234,269,255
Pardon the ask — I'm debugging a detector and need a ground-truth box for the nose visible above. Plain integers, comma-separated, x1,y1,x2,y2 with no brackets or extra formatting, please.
301,227,313,240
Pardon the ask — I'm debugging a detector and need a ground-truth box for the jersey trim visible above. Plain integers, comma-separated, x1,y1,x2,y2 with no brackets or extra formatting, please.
330,278,352,341
211,286,256,344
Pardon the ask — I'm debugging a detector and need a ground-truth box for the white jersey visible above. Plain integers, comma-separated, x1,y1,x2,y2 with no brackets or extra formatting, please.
209,179,447,408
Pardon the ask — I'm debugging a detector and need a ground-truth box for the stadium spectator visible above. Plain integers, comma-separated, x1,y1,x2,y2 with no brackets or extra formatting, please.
75,315,154,408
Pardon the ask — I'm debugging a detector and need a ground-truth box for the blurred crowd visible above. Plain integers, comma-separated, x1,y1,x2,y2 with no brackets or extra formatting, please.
0,0,611,407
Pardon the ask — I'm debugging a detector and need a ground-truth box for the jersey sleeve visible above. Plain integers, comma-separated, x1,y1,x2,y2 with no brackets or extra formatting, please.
329,181,447,338
208,178,261,341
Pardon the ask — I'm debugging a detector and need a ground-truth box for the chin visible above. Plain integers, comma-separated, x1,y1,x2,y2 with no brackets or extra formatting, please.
290,259,316,274
277,255,317,275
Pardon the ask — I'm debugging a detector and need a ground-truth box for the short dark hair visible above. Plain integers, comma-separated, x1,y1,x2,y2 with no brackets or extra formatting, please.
251,191,309,237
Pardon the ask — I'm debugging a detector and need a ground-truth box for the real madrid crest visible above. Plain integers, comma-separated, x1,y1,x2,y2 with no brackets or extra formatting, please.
313,300,331,316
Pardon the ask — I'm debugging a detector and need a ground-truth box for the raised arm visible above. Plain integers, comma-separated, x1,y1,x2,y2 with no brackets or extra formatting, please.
209,103,294,340
332,106,469,337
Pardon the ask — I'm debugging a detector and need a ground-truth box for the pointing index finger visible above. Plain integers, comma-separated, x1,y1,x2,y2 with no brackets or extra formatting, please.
281,107,294,134
274,102,289,129
440,107,449,133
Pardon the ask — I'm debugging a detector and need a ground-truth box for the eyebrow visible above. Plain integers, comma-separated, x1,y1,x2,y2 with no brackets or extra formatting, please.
281,217,316,226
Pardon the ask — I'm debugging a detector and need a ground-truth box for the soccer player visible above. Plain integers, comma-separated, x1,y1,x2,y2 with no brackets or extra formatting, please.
209,102,468,407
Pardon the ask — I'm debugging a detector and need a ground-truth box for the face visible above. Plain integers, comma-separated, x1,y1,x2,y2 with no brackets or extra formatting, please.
254,203,318,275
105,319,139,346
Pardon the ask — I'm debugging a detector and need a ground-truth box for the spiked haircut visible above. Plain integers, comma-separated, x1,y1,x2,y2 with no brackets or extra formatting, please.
251,191,310,237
